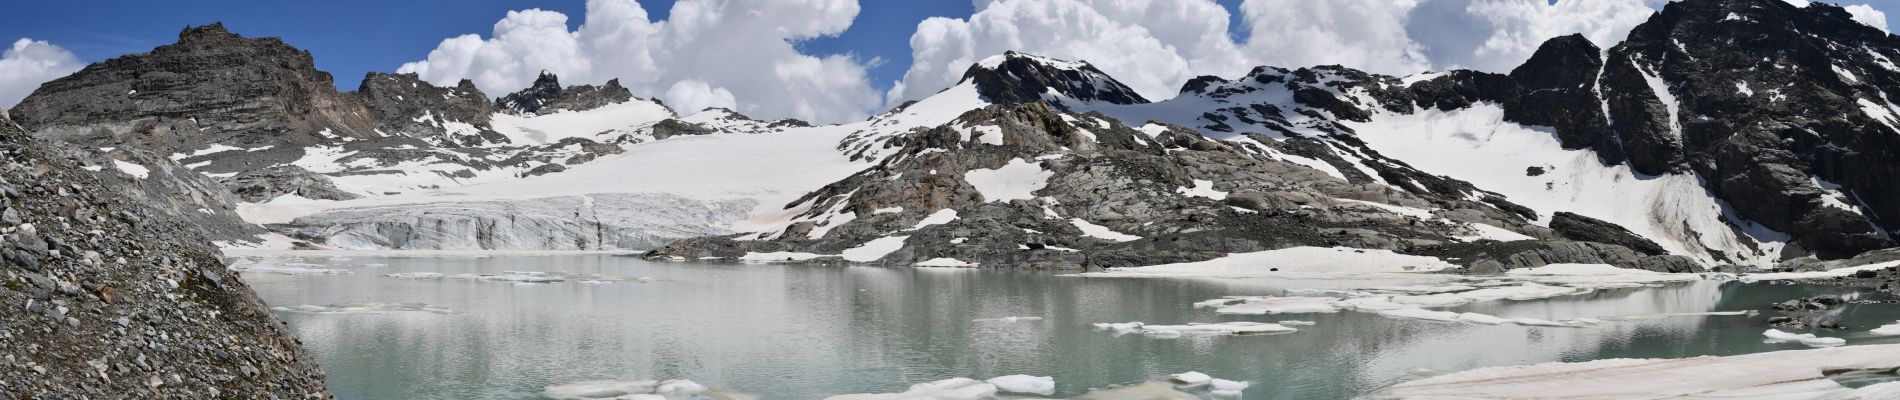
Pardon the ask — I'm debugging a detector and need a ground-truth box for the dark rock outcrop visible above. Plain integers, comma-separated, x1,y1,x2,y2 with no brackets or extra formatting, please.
1548,212,1668,256
355,72,508,147
495,71,638,115
223,165,360,202
1137,0,1900,262
1596,0,1900,259
10,23,375,159
961,51,1149,106
0,112,331,398
1504,34,1620,163
1413,240,1704,274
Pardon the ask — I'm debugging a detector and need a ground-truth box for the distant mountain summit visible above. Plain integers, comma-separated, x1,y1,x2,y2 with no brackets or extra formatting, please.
496,71,640,116
960,51,1149,106
356,72,506,147
10,23,376,155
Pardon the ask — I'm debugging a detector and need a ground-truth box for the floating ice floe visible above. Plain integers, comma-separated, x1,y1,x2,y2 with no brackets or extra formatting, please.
824,377,996,400
231,264,351,275
984,375,1055,395
1171,371,1212,385
1873,321,1900,336
270,303,458,315
1763,329,1847,347
1206,296,1344,315
1199,291,1752,329
1363,345,1900,399
1210,378,1250,397
1717,260,1900,283
382,271,648,284
1079,246,1456,278
972,316,1043,323
1094,321,1296,338
915,258,978,267
542,378,715,399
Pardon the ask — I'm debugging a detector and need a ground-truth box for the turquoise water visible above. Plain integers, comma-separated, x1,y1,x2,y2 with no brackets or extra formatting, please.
232,253,1900,399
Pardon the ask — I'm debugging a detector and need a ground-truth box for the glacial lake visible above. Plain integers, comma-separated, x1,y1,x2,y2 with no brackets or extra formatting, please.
230,253,1900,399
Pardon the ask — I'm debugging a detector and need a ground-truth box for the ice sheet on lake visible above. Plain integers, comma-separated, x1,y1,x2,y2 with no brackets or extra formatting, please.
1194,272,1756,330
1079,246,1456,279
972,316,1043,323
1093,321,1297,338
271,303,458,315
1363,345,1900,399
382,271,651,284
543,378,724,399
230,263,351,275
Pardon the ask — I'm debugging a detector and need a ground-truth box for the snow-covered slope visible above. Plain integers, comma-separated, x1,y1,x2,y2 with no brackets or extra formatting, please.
1344,105,1785,266
1084,57,1786,266
248,79,991,251
488,99,676,145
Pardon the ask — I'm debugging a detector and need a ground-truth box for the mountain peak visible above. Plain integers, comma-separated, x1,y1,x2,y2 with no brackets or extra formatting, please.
178,22,238,43
497,72,637,115
958,51,1148,106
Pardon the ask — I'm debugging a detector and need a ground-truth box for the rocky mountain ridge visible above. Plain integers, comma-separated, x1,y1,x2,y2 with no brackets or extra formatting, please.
645,0,1900,272
9,0,1900,271
6,23,808,245
496,71,637,116
643,51,1706,272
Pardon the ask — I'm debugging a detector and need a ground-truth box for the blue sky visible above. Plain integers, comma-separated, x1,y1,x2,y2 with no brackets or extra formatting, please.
3,0,1897,122
0,0,980,93
0,0,1247,94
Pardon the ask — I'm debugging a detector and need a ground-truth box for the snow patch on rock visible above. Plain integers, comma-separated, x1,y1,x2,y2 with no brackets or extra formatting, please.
964,158,1051,202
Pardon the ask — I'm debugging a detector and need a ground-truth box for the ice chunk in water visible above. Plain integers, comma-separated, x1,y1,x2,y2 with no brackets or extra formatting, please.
1095,321,1295,337
1212,296,1344,314
1171,371,1212,385
985,375,1054,395
1210,378,1250,398
1379,308,1462,323
233,264,350,275
823,377,996,400
542,379,709,399
1871,321,1900,336
1763,329,1846,347
972,316,1043,323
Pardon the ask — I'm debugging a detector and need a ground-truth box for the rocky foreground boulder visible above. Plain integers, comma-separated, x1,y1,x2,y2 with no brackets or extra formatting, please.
0,111,328,396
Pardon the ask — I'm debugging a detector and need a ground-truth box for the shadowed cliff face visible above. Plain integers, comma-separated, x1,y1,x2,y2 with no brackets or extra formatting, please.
0,112,332,398
1593,0,1900,259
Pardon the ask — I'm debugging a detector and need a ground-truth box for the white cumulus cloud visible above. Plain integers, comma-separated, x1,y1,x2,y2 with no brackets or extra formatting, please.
399,0,880,124
1845,4,1889,32
1240,0,1432,75
0,38,85,108
891,0,1253,105
898,0,1900,106
1406,0,1658,73
1779,1,1887,32
895,0,1677,104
